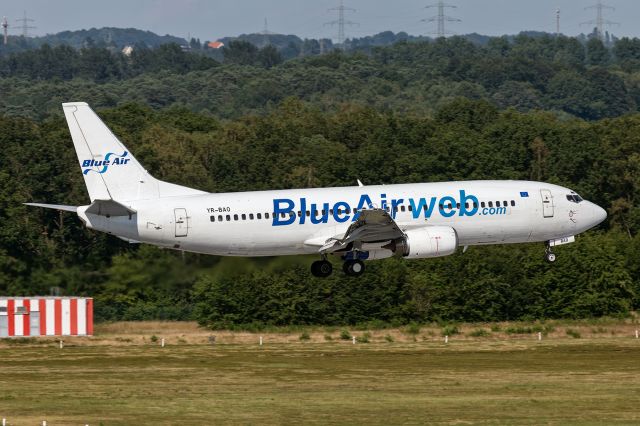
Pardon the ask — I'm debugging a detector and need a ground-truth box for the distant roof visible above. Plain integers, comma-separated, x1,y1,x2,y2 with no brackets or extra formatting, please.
208,41,224,49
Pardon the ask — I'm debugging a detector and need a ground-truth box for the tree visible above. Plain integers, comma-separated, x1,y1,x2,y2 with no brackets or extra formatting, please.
223,40,259,66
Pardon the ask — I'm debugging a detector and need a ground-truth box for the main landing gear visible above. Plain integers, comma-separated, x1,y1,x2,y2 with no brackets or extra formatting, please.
311,259,333,278
544,245,557,263
343,259,365,277
310,257,366,277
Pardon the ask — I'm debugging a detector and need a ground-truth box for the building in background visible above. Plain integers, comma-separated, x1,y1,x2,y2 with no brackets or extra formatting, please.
0,297,93,337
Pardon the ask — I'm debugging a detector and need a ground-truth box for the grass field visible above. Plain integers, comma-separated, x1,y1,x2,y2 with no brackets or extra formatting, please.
1,321,640,425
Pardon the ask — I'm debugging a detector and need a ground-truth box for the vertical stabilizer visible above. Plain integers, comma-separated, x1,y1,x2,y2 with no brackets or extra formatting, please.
63,102,206,202
63,102,159,202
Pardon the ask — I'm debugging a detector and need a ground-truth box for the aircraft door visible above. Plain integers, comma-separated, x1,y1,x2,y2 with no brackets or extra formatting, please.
174,208,189,237
540,189,554,218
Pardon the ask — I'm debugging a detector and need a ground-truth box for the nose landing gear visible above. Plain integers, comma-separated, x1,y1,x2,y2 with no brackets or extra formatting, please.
544,245,556,263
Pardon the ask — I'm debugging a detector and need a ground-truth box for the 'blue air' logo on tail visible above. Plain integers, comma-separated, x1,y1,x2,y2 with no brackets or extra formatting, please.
82,151,129,175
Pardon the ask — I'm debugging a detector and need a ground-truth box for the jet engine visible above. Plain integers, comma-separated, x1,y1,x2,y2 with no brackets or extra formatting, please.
384,226,458,259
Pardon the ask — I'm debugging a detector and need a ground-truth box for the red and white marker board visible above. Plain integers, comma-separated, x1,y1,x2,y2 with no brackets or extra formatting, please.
0,297,93,337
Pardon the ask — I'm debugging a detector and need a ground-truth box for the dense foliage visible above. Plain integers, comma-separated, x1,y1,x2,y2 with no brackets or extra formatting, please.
3,35,640,121
1,34,639,326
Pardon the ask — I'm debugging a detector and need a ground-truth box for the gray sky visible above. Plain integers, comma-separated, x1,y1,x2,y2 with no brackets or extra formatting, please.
3,1,638,42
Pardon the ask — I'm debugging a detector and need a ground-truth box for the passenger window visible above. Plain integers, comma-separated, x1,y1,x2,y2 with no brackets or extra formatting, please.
289,212,295,218
257,213,262,219
218,215,223,221
241,214,246,220
448,203,453,209
408,205,413,212
401,205,406,212
496,201,501,207
226,215,231,221
249,213,254,220
465,202,469,209
306,211,310,217
439,204,444,210
481,202,485,208
330,209,334,215
281,213,286,218
456,203,460,209
510,200,515,207
503,201,507,206
265,213,270,219
234,214,238,221
322,209,326,215
488,201,493,207
210,216,215,222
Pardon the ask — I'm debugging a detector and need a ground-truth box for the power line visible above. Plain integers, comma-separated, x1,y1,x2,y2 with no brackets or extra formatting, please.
325,0,358,46
15,10,36,37
556,8,561,37
581,1,619,42
422,1,460,38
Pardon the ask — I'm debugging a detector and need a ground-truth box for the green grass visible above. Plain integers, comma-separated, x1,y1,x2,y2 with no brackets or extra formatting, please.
0,340,638,425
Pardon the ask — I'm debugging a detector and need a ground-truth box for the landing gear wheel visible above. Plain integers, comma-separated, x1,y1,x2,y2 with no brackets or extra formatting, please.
311,260,333,278
343,259,365,277
544,251,556,263
544,245,557,263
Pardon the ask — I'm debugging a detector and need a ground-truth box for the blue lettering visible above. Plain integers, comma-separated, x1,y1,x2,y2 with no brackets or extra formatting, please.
82,159,91,167
310,203,329,224
458,190,479,216
439,196,457,218
299,197,306,225
410,197,437,219
333,201,351,223
380,193,387,211
353,194,373,221
391,199,404,219
273,199,296,226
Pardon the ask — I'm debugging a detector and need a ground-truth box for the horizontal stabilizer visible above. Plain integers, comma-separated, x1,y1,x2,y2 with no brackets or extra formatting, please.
117,236,141,244
85,199,136,217
24,203,78,213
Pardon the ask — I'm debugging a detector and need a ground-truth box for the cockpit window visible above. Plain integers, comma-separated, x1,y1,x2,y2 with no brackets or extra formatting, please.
566,193,584,203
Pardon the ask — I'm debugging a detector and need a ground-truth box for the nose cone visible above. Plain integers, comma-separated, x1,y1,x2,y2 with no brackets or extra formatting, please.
589,202,607,227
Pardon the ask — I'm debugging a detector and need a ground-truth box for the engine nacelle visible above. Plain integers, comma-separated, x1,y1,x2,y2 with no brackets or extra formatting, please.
384,226,458,259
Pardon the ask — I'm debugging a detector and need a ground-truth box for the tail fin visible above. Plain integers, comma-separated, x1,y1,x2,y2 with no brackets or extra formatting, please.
63,102,205,202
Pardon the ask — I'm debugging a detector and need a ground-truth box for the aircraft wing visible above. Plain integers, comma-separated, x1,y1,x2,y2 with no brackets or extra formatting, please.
317,208,405,253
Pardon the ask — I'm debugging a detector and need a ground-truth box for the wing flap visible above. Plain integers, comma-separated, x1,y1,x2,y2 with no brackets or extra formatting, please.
320,208,405,254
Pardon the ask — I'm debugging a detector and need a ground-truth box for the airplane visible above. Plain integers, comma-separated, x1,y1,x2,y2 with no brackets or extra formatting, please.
26,103,607,277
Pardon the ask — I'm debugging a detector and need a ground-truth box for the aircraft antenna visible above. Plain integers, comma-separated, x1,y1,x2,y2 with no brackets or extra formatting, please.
423,1,460,38
581,1,619,42
16,11,36,37
325,0,358,47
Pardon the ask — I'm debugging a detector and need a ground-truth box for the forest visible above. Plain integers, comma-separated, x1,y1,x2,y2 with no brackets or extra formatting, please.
0,33,639,327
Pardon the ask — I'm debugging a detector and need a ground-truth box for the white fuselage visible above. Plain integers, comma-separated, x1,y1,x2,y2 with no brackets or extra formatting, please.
77,180,606,258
